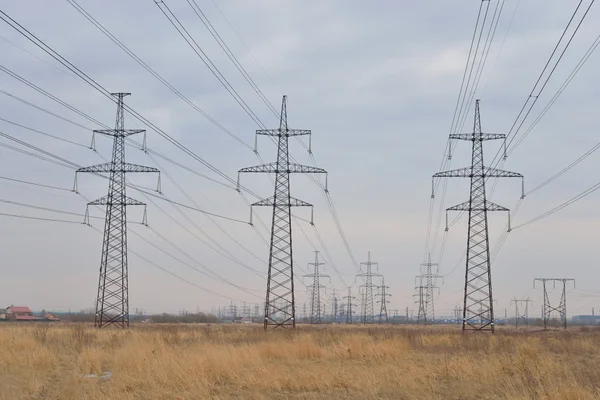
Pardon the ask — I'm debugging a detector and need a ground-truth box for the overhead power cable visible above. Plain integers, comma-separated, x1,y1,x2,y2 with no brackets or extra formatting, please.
0,211,81,224
186,0,279,117
0,9,262,198
65,0,254,150
88,225,251,303
209,0,279,87
154,0,267,129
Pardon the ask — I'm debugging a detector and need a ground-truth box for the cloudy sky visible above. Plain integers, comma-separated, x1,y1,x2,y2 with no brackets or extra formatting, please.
0,0,599,319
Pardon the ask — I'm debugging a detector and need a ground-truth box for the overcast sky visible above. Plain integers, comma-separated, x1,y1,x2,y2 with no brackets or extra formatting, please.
0,0,599,318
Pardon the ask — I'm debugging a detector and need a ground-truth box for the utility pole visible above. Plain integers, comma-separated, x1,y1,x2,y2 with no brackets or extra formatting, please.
238,95,327,330
332,288,338,324
304,251,329,325
344,287,356,324
433,100,524,333
534,278,575,330
356,252,381,325
510,298,533,328
416,254,442,323
376,277,390,324
76,93,159,329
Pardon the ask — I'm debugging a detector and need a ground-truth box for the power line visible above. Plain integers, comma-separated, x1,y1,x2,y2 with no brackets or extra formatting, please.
0,9,261,198
186,0,279,117
0,175,73,192
65,0,254,150
88,224,251,303
0,116,90,149
0,211,81,224
154,0,267,129
209,0,279,88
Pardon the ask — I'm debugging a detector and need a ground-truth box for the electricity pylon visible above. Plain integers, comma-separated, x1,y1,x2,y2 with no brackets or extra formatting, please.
433,100,524,333
534,278,575,330
344,287,356,324
356,252,381,324
303,251,329,324
76,93,160,328
510,298,533,328
415,276,427,324
332,288,338,323
416,254,442,323
376,277,390,324
238,95,327,329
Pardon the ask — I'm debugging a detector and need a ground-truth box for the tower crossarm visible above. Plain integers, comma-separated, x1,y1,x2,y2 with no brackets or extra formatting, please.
449,133,506,141
434,166,523,179
77,162,160,174
87,195,145,207
239,162,326,174
93,128,145,138
447,200,508,212
257,129,311,137
252,196,312,208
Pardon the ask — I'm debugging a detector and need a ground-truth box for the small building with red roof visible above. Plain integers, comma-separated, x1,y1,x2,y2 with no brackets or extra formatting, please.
6,306,38,321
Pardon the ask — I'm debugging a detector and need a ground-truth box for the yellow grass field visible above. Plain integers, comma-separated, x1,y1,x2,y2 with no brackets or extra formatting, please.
1,323,599,399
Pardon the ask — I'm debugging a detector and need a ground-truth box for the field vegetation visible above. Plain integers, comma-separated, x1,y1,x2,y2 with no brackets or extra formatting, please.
1,323,599,399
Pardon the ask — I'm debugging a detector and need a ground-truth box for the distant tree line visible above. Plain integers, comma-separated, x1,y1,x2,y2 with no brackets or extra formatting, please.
53,311,217,324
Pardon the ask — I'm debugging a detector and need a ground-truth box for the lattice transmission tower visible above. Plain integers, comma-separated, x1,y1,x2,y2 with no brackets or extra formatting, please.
510,298,533,328
433,100,524,333
238,95,327,329
76,93,160,328
303,251,329,324
376,277,390,324
344,287,356,324
534,278,575,330
356,252,381,324
416,254,442,324
331,288,338,323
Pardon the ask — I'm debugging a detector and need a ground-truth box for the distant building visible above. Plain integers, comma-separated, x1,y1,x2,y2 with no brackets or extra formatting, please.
0,309,6,320
6,306,38,321
572,315,600,324
42,313,60,322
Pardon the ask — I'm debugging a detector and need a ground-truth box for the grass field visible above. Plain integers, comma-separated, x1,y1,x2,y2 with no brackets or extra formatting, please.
1,323,599,399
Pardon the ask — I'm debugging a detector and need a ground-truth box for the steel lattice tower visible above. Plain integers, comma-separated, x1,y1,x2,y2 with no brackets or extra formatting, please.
433,100,524,333
376,277,390,324
415,276,426,324
416,254,442,324
238,95,327,329
344,287,356,324
356,252,381,325
77,93,159,328
332,288,338,323
304,251,329,324
510,298,533,328
534,278,574,330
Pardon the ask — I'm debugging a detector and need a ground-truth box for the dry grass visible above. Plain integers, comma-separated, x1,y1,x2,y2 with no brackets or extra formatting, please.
1,323,600,399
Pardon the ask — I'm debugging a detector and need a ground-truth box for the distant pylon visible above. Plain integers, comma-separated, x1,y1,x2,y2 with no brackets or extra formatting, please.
303,251,329,324
238,95,327,329
510,298,533,328
355,252,381,325
416,253,442,324
332,288,338,323
415,276,426,324
76,93,160,328
344,287,356,324
534,278,575,330
376,277,390,324
433,100,524,333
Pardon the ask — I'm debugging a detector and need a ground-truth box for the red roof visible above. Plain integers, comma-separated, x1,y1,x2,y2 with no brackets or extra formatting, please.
7,306,32,313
